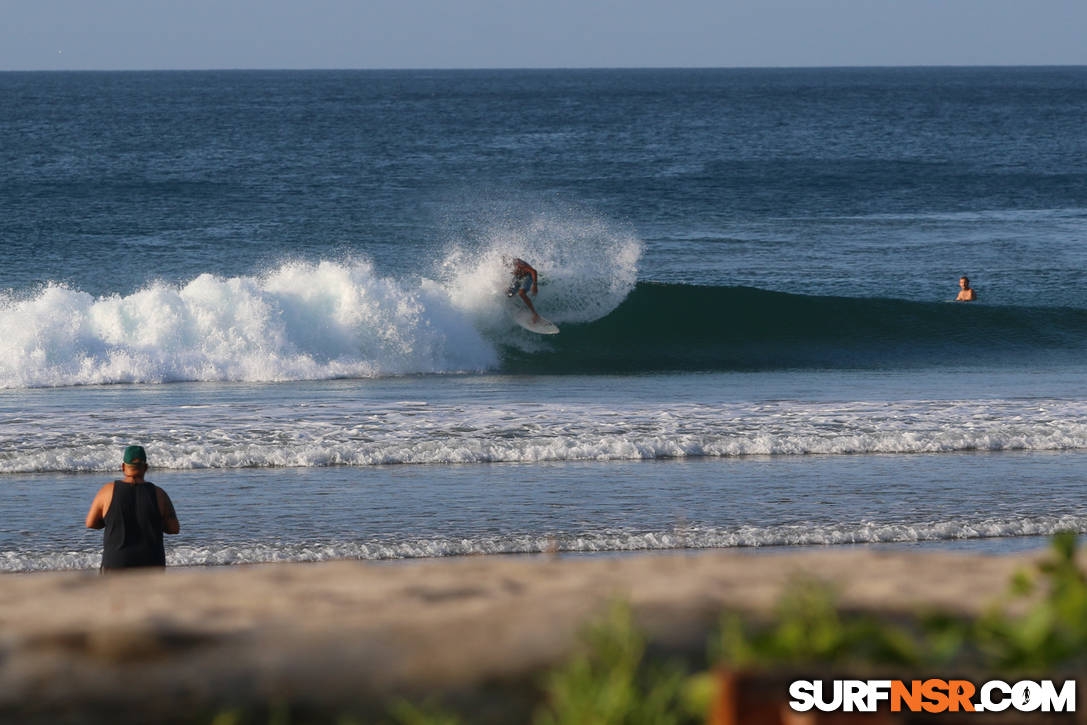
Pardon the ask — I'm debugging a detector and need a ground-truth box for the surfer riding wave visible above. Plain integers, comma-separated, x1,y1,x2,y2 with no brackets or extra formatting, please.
503,256,540,323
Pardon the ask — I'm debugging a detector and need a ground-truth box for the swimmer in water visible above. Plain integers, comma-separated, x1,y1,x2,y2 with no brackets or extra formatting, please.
956,275,977,302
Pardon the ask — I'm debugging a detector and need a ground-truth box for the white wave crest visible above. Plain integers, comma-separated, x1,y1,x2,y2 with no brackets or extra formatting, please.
3,399,1086,473
0,259,498,388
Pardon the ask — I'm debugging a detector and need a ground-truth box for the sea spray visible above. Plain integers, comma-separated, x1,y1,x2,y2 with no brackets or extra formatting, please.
438,210,643,325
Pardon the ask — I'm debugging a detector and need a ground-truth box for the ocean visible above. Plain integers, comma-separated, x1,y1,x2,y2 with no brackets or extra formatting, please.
2,67,1086,571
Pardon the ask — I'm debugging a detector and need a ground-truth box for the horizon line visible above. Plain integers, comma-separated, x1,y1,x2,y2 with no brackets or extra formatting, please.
3,63,1087,74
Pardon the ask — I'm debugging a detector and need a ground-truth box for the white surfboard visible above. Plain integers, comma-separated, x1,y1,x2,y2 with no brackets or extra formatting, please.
510,304,559,334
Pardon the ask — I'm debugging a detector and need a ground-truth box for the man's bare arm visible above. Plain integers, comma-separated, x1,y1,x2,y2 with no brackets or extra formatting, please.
84,484,112,529
157,487,180,535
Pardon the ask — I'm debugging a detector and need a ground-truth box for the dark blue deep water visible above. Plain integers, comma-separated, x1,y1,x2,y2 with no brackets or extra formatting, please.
5,68,1087,301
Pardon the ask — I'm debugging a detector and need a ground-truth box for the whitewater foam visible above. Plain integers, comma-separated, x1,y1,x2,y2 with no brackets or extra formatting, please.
0,209,645,390
3,398,1086,473
0,259,499,388
4,515,1080,571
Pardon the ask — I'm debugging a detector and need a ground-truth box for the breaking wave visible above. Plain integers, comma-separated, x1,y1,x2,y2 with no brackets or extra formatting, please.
5,264,1087,388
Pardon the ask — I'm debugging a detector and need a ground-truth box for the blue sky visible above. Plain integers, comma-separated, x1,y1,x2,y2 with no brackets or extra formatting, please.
4,0,1086,70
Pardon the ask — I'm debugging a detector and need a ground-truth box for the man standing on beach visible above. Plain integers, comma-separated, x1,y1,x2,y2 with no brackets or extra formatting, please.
85,445,180,571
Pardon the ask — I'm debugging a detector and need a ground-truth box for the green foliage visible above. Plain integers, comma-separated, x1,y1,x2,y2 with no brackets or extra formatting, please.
973,530,1087,674
714,533,1087,675
378,603,703,725
208,710,243,725
387,700,464,725
678,672,716,718
714,578,923,671
533,602,698,725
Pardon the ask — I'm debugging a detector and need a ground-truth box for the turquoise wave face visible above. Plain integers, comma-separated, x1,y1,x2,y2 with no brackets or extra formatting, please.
501,283,1087,373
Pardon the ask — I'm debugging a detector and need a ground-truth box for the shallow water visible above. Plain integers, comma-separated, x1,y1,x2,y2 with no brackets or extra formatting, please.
3,369,1085,570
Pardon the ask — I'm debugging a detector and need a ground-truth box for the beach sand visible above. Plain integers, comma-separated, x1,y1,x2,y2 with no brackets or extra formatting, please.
0,549,1035,723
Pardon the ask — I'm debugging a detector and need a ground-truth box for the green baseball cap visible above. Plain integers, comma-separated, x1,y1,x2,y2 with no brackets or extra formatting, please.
123,445,147,465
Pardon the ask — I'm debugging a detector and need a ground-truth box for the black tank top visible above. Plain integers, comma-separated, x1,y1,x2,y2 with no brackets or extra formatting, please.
101,481,166,570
